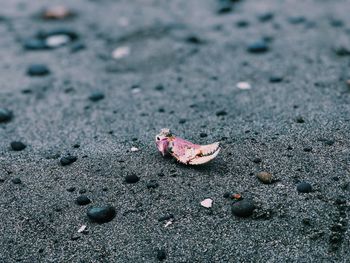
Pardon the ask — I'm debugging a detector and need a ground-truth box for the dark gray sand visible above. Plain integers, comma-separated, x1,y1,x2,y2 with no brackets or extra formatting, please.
0,0,350,262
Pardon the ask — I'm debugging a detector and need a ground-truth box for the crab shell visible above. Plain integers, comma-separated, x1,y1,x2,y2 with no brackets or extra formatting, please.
155,128,220,165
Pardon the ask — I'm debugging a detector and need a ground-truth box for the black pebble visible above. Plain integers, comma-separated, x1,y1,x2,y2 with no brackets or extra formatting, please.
70,42,86,53
125,174,139,184
0,108,13,123
147,180,159,189
269,76,283,83
223,192,231,198
76,195,91,205
155,85,164,91
258,12,274,22
10,141,26,151
186,35,202,44
12,178,22,184
67,186,76,192
303,147,312,152
179,119,186,124
89,91,105,102
295,116,305,123
247,40,269,53
87,206,116,223
216,110,227,116
23,38,48,50
200,132,207,138
236,20,249,28
297,182,312,193
232,199,255,217
158,214,174,222
27,64,50,76
60,156,77,166
252,157,262,163
156,248,167,261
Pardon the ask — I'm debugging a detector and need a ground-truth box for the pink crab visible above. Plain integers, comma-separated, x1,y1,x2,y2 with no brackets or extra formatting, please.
155,128,220,165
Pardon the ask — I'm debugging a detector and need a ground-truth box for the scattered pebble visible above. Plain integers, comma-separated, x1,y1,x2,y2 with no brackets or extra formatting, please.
252,157,262,163
231,193,242,200
155,84,164,91
10,141,26,151
232,199,255,217
257,171,272,184
158,214,174,222
12,178,22,184
0,108,13,123
42,5,75,20
60,155,77,166
236,20,249,28
125,174,140,184
77,225,87,233
164,220,173,227
186,35,202,44
295,116,305,123
130,147,139,152
76,195,91,206
70,42,86,53
45,34,70,48
112,46,130,59
258,12,274,22
236,82,251,90
303,147,312,152
27,64,50,76
87,206,116,223
269,76,283,83
200,132,207,138
324,140,335,146
200,198,213,208
147,180,159,189
156,248,167,261
67,187,76,192
216,110,227,116
89,91,105,102
297,182,312,193
247,40,269,53
217,1,232,14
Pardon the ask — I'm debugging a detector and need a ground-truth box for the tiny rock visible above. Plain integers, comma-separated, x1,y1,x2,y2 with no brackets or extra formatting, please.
112,46,130,59
200,198,213,208
236,82,251,90
42,6,74,20
87,206,116,223
10,141,26,151
130,147,139,152
297,182,312,193
257,171,272,184
0,108,13,123
232,199,255,217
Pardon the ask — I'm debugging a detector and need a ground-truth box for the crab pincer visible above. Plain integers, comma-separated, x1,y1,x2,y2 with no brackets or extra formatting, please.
155,128,220,165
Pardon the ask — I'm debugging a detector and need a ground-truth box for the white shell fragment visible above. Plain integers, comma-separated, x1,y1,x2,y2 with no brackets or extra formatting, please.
200,198,213,208
112,46,130,59
164,220,173,227
131,147,139,152
78,225,87,233
236,82,251,90
45,35,71,48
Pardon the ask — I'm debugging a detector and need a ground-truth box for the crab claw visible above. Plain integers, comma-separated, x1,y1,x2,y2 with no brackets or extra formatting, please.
188,143,220,165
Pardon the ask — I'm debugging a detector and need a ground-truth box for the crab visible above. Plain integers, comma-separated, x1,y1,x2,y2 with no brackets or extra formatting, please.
155,128,220,165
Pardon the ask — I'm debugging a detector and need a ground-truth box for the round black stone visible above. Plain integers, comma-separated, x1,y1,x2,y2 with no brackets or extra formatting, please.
200,132,208,138
156,248,166,261
0,108,13,123
232,199,255,217
87,206,116,223
10,141,26,151
12,178,22,184
125,174,140,184
297,182,312,193
247,41,269,53
269,76,283,83
295,116,305,123
27,64,50,76
76,195,91,205
216,110,227,116
89,91,105,102
303,147,312,152
253,157,262,163
60,156,77,166
67,186,76,192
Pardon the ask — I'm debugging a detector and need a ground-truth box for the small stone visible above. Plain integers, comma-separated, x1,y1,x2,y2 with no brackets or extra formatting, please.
60,156,77,166
288,16,306,24
223,192,231,198
77,225,87,233
236,20,249,27
216,110,227,116
67,186,76,192
112,46,130,59
0,108,13,123
70,42,86,53
253,157,262,163
125,174,139,184
12,178,22,184
257,171,272,184
236,82,251,90
87,206,116,223
186,35,202,44
258,12,274,22
130,147,139,152
27,64,50,76
295,116,305,123
23,38,48,50
269,76,283,83
45,34,70,48
89,91,105,102
297,182,312,193
200,198,213,208
200,132,207,138
179,119,186,124
156,248,167,261
247,40,269,53
303,147,312,152
232,199,255,217
147,181,159,189
42,5,75,20
10,141,26,151
73,143,80,148
158,214,174,222
76,195,91,206
155,85,164,91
